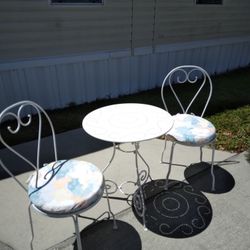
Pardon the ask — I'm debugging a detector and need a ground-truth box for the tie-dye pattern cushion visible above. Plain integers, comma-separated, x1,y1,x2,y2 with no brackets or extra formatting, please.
28,159,104,214
168,114,216,145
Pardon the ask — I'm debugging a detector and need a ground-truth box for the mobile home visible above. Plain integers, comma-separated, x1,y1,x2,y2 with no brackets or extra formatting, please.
0,0,249,110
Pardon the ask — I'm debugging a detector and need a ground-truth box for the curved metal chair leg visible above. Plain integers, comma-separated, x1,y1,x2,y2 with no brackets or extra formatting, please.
104,179,118,230
161,135,167,163
200,146,203,162
72,215,82,250
211,142,216,191
165,142,176,190
28,203,34,250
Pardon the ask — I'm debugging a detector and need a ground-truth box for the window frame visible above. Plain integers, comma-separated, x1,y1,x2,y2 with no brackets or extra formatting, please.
195,0,223,4
49,0,104,6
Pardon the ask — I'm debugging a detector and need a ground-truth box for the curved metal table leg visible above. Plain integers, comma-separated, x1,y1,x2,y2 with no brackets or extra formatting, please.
137,150,153,183
101,143,118,228
133,142,147,230
102,142,116,174
104,177,118,229
118,142,152,195
102,142,152,230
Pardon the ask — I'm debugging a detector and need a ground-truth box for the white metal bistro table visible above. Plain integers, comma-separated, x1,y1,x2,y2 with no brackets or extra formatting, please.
82,103,173,229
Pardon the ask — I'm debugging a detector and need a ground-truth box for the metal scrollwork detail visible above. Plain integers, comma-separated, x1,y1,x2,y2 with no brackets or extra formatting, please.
161,65,212,117
0,101,58,173
169,68,205,85
126,194,133,206
0,103,39,171
7,114,32,134
104,179,118,195
1,105,33,135
137,169,148,185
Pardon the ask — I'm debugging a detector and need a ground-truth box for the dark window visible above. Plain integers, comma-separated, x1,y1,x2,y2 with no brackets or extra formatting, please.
51,0,102,4
196,0,222,4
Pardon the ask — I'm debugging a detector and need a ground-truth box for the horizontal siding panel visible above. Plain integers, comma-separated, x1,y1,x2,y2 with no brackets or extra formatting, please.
0,1,129,8
0,6,130,12
0,0,132,59
0,29,131,43
133,40,153,48
156,32,249,45
0,0,129,8
155,0,193,8
0,20,131,33
0,38,130,51
0,0,250,60
0,44,130,61
157,18,249,27
156,25,250,38
0,12,131,22
0,1,49,10
157,12,249,21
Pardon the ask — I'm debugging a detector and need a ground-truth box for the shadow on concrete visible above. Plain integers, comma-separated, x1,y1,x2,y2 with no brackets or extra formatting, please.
132,179,212,238
74,220,142,250
184,162,235,194
0,129,111,180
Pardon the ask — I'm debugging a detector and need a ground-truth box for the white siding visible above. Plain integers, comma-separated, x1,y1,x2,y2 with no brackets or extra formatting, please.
1,0,250,112
0,0,250,60
0,37,250,112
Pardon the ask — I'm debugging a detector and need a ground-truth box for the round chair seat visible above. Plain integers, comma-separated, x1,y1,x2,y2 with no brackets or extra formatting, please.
28,159,104,215
168,114,216,146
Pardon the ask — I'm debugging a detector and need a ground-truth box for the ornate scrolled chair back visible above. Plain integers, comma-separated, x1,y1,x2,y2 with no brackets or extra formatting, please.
160,65,216,192
0,100,57,189
0,100,117,250
161,65,213,117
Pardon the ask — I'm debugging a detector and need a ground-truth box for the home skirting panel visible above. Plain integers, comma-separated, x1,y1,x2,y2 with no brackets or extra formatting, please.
0,37,249,114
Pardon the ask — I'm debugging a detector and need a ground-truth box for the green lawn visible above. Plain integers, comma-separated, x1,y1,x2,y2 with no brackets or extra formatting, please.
207,105,250,153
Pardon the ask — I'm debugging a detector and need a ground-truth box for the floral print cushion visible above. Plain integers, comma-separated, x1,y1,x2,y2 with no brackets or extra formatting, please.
168,114,216,145
28,159,104,214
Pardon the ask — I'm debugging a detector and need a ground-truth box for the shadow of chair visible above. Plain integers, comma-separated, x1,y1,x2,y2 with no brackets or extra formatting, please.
0,100,117,250
161,65,216,191
184,161,235,194
74,219,142,250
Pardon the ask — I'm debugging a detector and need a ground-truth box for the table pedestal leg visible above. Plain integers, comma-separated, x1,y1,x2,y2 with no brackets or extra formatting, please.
104,142,150,230
133,142,147,230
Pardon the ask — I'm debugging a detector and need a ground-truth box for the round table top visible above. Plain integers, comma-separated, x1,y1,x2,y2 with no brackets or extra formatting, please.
82,103,173,143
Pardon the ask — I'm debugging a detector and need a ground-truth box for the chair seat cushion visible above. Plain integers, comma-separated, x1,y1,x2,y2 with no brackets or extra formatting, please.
168,114,216,145
28,159,104,215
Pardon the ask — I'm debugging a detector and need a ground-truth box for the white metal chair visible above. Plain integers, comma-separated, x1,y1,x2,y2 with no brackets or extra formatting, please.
161,65,216,191
0,100,117,250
